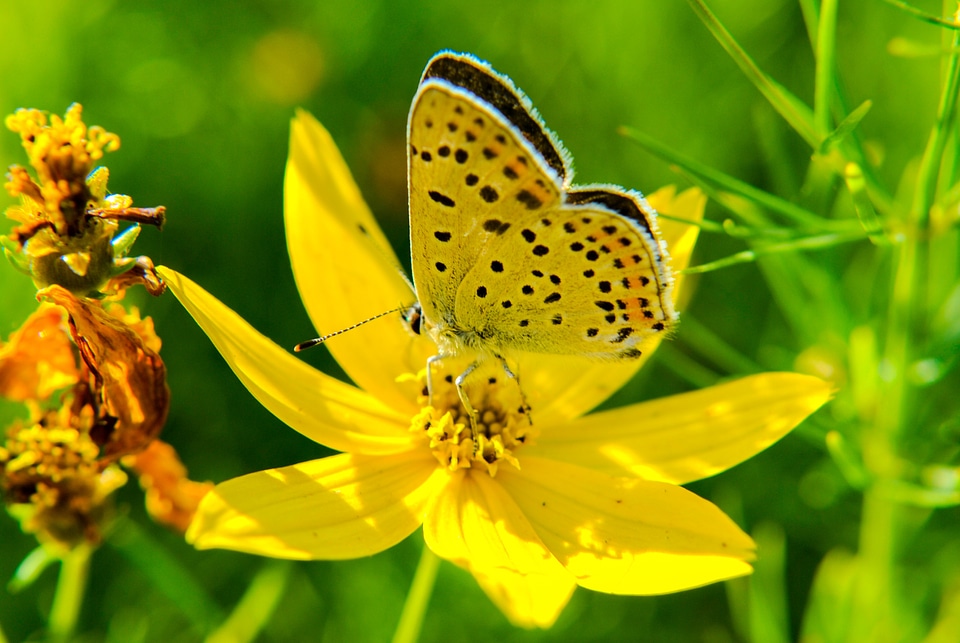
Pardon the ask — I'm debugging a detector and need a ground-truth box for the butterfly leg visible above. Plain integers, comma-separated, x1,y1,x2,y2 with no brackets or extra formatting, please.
454,359,482,438
425,353,445,407
495,355,533,425
426,353,481,434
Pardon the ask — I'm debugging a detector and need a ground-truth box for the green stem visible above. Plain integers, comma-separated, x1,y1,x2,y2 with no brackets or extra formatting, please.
679,230,867,275
850,492,901,640
814,0,839,136
392,545,441,643
679,315,764,375
48,545,91,642
851,17,960,643
912,27,960,227
620,126,833,229
880,0,960,29
658,344,720,389
205,561,290,643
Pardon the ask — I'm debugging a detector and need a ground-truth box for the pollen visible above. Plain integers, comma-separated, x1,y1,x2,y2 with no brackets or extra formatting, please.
407,368,536,477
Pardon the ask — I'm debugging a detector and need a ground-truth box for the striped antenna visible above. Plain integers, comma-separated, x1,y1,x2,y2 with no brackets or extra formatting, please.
294,307,405,352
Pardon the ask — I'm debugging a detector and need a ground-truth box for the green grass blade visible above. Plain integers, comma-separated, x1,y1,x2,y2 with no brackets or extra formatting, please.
843,161,888,244
747,523,791,643
798,0,820,49
8,546,57,592
656,343,721,389
800,549,857,643
679,231,868,275
826,431,869,490
912,26,960,225
686,0,820,148
814,0,840,136
880,0,960,29
110,519,224,633
877,479,960,508
820,100,873,154
620,126,838,228
205,562,291,643
679,315,764,375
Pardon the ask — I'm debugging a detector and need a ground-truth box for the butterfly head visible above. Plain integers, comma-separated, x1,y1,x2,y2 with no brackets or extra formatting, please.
400,302,423,337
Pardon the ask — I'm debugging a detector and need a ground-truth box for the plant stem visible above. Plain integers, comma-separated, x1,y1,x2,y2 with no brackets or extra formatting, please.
852,19,960,643
48,545,91,642
392,545,440,643
679,230,867,275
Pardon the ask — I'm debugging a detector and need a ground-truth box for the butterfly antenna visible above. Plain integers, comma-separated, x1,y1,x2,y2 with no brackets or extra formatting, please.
294,307,405,352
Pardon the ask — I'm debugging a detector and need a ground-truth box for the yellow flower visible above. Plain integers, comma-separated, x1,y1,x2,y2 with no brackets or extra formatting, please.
158,111,831,628
3,104,166,296
0,287,175,549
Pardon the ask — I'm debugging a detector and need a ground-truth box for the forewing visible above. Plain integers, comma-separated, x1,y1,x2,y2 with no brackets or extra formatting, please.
408,53,566,327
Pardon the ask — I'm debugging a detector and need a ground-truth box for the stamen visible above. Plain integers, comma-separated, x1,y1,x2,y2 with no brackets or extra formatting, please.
407,367,536,476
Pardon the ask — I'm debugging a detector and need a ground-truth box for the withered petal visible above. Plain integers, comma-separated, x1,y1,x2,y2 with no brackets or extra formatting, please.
0,304,79,401
39,285,169,459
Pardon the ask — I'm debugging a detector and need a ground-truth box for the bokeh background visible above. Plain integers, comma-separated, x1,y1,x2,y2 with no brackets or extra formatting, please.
0,0,951,641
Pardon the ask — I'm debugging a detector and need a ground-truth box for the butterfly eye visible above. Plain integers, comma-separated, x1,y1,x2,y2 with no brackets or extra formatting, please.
401,303,423,336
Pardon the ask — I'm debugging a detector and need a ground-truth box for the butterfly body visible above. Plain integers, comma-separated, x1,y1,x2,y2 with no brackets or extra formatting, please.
408,52,676,385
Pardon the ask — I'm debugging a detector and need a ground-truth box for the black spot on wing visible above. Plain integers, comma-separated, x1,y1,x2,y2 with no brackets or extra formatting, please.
483,219,511,234
516,189,543,210
480,186,499,203
428,191,455,207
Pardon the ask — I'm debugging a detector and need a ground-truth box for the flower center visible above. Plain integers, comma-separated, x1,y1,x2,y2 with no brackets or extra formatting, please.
405,368,537,477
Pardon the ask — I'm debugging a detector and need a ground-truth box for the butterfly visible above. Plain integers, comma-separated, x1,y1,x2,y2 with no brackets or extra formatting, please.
406,51,676,422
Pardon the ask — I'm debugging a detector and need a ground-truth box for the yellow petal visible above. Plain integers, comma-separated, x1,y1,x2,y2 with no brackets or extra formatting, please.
187,450,443,559
285,110,434,410
423,471,576,628
499,457,755,595
526,187,707,425
529,372,832,484
158,267,413,455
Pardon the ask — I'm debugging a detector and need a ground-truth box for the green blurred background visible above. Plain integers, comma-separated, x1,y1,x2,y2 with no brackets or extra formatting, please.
0,0,950,641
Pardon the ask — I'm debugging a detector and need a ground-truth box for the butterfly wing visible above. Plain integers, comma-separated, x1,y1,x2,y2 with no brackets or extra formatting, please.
408,52,568,333
456,187,676,359
409,51,675,361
